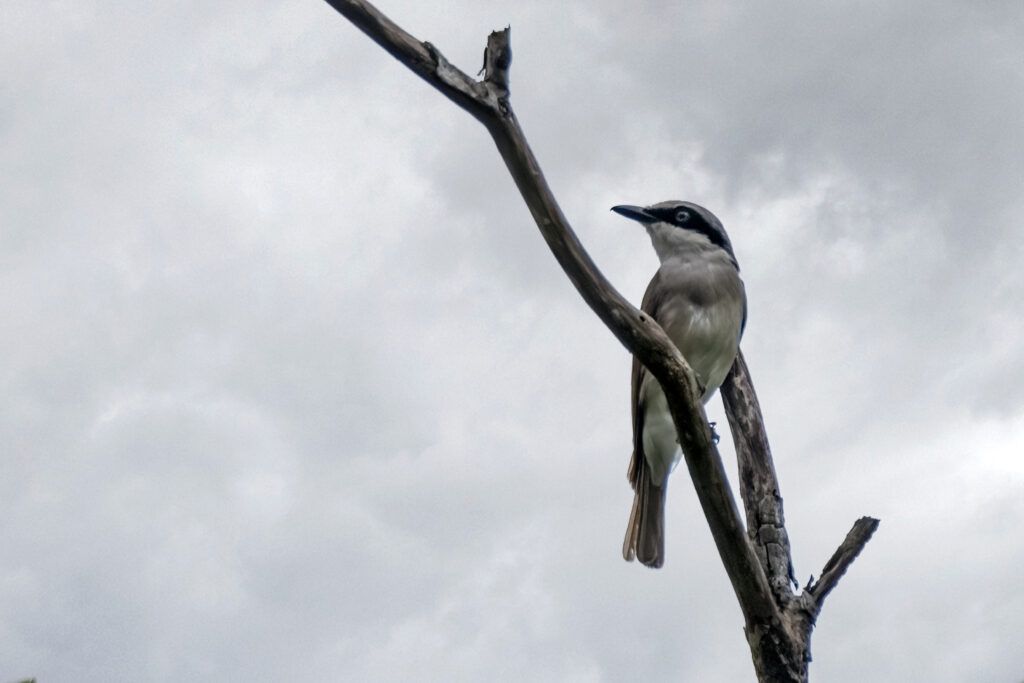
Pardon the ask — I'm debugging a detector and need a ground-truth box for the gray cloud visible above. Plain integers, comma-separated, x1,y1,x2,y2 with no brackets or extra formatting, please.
2,1,1023,681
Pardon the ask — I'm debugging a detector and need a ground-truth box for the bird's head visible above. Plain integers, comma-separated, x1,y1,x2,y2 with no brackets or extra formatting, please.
611,200,736,265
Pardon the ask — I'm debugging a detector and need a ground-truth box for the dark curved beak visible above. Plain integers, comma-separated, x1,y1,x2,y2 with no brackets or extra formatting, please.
611,204,656,223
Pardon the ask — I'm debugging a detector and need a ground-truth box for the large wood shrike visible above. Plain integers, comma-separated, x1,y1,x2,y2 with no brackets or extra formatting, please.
612,201,746,568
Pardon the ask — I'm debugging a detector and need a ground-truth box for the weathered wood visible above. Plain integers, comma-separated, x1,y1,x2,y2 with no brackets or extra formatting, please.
721,351,796,601
808,516,880,602
322,2,879,679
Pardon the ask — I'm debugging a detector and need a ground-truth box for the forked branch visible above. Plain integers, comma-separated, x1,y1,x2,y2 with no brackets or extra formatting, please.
323,2,878,679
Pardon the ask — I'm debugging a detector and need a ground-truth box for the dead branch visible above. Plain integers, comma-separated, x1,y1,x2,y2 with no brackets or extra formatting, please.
322,2,878,679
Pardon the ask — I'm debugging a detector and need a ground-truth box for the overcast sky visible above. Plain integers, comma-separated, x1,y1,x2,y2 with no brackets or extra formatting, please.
3,1,1023,681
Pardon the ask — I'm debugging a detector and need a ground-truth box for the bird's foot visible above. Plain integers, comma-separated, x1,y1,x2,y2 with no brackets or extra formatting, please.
709,421,720,445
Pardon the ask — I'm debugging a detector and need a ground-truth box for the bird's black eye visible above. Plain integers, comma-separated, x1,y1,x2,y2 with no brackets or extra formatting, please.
674,209,691,223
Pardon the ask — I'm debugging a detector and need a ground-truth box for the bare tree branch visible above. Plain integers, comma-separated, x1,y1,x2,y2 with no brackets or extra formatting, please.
322,1,495,118
722,351,797,601
808,517,880,603
322,2,879,679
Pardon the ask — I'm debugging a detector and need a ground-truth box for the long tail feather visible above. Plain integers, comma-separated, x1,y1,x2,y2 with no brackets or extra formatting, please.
623,457,665,568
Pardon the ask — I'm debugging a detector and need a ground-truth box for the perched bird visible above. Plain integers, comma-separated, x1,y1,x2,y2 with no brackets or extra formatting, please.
612,201,746,568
